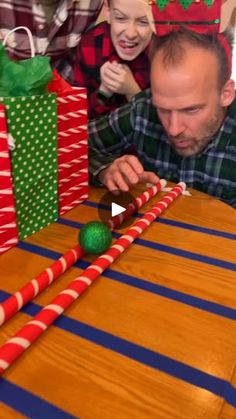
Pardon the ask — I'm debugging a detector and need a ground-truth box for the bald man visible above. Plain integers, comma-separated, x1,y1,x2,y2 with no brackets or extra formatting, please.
88,28,236,208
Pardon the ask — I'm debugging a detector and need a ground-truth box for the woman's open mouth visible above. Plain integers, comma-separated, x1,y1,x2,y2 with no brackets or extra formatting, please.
118,40,139,52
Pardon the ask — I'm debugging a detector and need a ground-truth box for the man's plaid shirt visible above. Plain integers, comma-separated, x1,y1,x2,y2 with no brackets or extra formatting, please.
74,21,151,118
0,0,103,82
89,88,236,208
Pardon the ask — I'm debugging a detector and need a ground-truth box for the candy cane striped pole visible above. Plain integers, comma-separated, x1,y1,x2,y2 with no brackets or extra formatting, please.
0,179,167,326
0,182,185,375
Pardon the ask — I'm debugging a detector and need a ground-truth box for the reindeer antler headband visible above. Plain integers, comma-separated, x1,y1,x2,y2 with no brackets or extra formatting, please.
140,0,232,76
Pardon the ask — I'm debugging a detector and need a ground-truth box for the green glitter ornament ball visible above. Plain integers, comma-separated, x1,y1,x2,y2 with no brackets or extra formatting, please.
79,221,112,255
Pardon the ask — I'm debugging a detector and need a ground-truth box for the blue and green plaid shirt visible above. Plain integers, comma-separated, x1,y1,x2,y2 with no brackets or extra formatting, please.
88,88,236,208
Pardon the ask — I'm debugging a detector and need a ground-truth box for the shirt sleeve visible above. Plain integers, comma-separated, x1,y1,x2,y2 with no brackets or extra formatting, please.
73,42,89,87
73,37,112,118
88,90,115,119
88,101,135,183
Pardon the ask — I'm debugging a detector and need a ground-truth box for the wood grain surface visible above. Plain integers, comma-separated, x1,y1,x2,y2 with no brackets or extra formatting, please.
0,183,235,418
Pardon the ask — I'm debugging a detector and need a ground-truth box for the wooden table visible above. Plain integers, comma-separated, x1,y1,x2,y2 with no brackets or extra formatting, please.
0,184,236,419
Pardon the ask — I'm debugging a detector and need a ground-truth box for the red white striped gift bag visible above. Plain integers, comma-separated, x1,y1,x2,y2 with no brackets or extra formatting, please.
0,104,19,253
56,87,89,215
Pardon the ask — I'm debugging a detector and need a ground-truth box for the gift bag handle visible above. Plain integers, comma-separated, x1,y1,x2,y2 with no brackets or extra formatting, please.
2,26,36,57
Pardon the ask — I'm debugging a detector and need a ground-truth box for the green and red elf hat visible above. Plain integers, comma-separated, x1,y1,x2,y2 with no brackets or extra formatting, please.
146,0,232,76
148,0,221,35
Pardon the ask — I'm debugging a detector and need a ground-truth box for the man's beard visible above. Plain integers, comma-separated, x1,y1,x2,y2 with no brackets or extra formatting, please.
169,107,224,157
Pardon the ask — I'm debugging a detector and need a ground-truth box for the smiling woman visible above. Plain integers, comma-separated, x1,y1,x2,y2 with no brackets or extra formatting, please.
73,0,153,118
107,0,152,61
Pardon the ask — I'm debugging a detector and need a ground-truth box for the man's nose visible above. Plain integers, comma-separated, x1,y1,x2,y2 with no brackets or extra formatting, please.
167,112,184,137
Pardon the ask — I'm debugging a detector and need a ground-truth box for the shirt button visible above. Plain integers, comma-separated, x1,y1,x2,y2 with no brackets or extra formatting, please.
38,24,45,30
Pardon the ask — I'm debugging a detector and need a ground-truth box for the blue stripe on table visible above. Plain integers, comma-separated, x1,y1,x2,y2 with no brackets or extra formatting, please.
57,218,236,272
83,200,236,240
16,242,236,321
0,292,235,409
0,378,76,418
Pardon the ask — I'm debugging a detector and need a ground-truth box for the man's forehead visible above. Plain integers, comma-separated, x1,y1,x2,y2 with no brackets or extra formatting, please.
151,60,220,108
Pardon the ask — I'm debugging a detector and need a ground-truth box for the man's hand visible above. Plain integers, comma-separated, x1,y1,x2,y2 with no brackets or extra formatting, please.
100,61,140,99
98,155,159,193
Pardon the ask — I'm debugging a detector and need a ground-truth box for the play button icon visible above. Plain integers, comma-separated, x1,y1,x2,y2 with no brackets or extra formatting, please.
111,202,126,217
97,190,135,230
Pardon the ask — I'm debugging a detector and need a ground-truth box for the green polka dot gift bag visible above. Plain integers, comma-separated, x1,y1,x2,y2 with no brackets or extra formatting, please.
0,27,58,240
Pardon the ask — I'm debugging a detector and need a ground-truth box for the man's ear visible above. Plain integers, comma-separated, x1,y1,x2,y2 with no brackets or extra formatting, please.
104,0,111,24
220,78,235,107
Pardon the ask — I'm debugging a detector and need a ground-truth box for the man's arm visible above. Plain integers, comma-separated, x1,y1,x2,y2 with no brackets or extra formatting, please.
88,95,159,191
88,101,135,183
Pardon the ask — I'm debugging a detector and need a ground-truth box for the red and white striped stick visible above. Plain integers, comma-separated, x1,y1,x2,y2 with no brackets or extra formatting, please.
0,182,185,375
0,179,167,326
0,105,19,254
